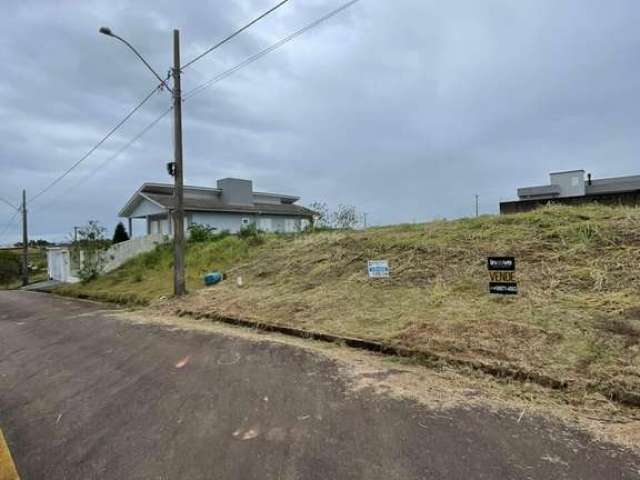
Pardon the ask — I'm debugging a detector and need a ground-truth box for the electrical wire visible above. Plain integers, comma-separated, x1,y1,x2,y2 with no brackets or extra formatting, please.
0,210,20,240
32,106,174,215
28,0,361,208
181,0,290,70
184,0,361,100
28,84,164,204
0,197,19,211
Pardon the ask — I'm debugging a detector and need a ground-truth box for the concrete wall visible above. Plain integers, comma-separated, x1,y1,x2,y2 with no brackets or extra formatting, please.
550,170,585,198
217,178,253,205
101,233,168,273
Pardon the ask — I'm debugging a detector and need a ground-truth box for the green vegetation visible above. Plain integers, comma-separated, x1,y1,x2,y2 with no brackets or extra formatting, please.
58,235,256,304
0,249,48,288
58,204,640,398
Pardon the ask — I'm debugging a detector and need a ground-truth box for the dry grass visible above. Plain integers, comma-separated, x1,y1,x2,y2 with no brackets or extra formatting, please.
60,204,640,398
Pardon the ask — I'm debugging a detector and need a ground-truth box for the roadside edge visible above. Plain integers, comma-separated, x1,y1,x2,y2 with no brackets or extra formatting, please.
0,428,20,480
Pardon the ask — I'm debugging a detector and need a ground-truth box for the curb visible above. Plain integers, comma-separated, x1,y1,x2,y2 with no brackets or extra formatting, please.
175,309,569,391
0,428,20,480
175,309,640,407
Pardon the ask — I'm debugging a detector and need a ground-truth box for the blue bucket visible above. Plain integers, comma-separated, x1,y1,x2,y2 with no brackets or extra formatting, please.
203,271,224,286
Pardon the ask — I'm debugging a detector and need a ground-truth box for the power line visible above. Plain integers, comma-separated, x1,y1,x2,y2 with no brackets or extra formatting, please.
0,197,19,211
184,0,361,101
28,0,362,207
0,210,20,240
181,0,290,70
29,84,164,204
32,106,174,215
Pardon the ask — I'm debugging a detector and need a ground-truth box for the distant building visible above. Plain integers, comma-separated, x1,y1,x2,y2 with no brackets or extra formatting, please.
119,178,315,235
500,170,640,214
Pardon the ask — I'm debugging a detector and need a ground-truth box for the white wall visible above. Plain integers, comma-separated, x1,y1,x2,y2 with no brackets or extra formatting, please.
46,249,80,283
101,233,168,273
189,212,304,233
128,198,165,217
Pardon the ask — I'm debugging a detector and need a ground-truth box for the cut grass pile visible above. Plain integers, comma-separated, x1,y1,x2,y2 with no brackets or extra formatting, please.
59,204,640,398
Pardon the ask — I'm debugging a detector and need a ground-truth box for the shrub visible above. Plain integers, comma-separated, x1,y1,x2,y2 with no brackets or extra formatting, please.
0,251,21,286
188,223,217,243
238,223,264,246
188,224,231,243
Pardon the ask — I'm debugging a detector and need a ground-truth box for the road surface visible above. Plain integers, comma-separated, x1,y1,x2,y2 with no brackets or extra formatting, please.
0,291,638,479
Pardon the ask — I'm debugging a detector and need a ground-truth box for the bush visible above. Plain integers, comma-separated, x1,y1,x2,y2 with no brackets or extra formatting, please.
188,224,231,243
188,223,216,243
0,251,21,286
238,223,264,246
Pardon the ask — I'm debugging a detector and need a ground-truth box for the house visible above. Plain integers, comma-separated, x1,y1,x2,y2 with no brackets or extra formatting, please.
119,178,315,235
500,170,640,214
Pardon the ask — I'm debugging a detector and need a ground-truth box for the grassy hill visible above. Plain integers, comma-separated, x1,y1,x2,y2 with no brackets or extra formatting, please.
58,204,640,400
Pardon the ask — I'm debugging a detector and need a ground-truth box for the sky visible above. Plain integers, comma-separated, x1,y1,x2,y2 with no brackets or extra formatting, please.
2,0,640,244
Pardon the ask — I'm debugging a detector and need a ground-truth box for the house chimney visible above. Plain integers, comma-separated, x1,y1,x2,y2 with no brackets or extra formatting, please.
587,173,592,185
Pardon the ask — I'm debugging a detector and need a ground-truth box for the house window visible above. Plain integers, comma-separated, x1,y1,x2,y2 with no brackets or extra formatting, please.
241,217,251,226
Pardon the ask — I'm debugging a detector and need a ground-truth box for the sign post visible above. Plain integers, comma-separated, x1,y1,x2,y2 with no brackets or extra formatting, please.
487,256,517,295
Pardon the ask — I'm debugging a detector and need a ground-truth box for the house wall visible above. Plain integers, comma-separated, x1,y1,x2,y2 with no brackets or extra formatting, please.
148,215,171,235
189,212,305,233
550,171,585,198
129,198,165,218
217,178,253,205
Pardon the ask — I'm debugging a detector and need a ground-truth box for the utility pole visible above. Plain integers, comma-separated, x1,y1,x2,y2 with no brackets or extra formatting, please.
362,212,368,229
475,194,479,217
21,189,28,286
172,29,186,296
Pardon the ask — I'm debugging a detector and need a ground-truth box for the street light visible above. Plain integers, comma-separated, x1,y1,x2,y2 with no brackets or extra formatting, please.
98,26,172,92
100,27,186,296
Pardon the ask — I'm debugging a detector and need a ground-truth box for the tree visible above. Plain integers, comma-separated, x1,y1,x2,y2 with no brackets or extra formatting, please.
307,201,331,229
73,220,108,281
332,204,359,229
112,222,130,244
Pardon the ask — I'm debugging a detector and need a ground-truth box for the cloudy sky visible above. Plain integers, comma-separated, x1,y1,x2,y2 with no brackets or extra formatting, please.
2,0,640,243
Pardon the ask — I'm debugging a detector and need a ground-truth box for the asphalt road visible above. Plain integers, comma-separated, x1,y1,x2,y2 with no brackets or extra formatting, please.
0,291,638,479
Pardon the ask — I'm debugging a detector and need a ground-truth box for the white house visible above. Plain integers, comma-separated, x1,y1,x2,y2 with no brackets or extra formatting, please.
119,178,315,236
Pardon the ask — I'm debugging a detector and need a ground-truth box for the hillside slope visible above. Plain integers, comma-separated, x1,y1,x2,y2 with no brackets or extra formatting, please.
59,204,640,398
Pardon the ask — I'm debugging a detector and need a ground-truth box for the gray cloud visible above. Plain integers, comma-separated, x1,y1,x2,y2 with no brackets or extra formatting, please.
2,0,640,243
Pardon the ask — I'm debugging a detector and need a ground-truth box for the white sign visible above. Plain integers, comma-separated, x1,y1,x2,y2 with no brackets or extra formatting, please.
368,260,390,278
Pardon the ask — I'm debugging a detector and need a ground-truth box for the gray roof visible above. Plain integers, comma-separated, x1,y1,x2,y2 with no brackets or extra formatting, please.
517,184,561,198
586,175,640,195
143,192,315,217
120,183,314,218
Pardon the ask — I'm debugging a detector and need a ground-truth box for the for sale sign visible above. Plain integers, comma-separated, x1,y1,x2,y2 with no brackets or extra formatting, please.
368,260,390,278
487,256,517,295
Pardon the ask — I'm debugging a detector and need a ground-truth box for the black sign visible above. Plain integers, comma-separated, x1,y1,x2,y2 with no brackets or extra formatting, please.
487,256,515,271
489,282,518,295
488,257,517,294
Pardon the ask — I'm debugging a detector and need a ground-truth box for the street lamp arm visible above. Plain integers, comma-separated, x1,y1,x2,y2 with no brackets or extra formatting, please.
99,27,173,93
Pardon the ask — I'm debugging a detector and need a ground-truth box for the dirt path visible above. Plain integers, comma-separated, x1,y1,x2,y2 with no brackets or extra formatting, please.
0,291,638,479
